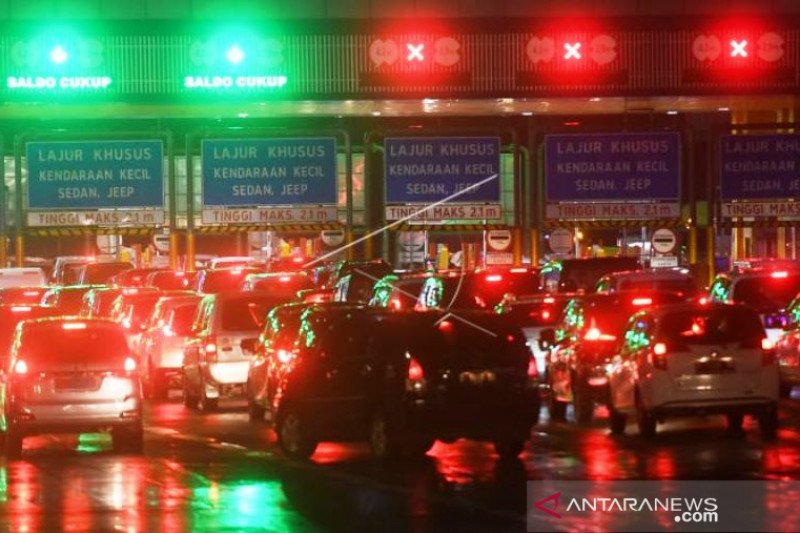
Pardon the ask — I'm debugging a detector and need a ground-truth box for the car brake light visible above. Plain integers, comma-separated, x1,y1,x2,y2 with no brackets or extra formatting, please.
11,306,32,313
438,319,454,332
122,318,132,329
293,257,304,263
63,322,87,330
124,357,137,372
407,357,424,382
23,291,39,297
204,342,217,354
653,342,667,355
390,298,402,310
583,328,616,341
771,271,789,279
510,268,528,273
541,309,552,321
122,288,139,295
632,297,653,306
651,342,669,369
162,325,175,337
762,338,777,366
527,358,538,379
13,359,28,375
698,296,709,305
279,275,292,282
277,349,294,365
485,274,503,282
543,297,555,304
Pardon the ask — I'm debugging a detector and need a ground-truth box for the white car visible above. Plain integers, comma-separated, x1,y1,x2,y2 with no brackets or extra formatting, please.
607,303,779,438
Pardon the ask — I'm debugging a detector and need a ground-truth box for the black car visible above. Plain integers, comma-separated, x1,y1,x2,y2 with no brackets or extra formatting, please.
268,305,540,460
540,291,683,424
540,257,640,293
416,267,540,311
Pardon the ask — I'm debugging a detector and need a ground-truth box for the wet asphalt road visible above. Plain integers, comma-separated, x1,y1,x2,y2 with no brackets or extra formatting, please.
1,395,799,532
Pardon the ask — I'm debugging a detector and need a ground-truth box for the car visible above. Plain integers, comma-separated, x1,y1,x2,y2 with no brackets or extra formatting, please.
246,302,311,421
0,286,49,306
145,269,197,290
241,271,314,298
77,261,134,285
267,255,312,272
540,291,684,424
268,305,540,460
41,285,106,316
608,303,779,438
0,267,47,288
50,256,95,286
772,294,800,395
540,257,641,293
81,287,125,318
709,267,800,344
109,267,168,288
495,292,574,377
595,268,698,300
416,267,541,311
0,304,54,355
368,272,435,310
207,256,268,270
193,267,264,294
182,291,286,411
139,294,203,399
0,317,144,458
108,288,166,353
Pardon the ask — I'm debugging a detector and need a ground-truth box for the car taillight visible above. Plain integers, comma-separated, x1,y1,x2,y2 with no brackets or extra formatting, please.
276,349,295,365
204,338,218,361
541,309,552,321
437,319,454,332
279,275,292,282
527,358,538,380
632,297,653,306
583,328,616,341
124,357,137,372
13,359,28,375
771,271,789,279
408,357,424,381
485,274,503,283
162,325,175,337
762,338,777,366
390,298,402,310
651,342,668,369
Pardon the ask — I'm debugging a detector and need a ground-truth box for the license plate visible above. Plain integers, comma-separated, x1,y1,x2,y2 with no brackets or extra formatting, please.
695,360,735,374
459,371,497,385
55,375,98,391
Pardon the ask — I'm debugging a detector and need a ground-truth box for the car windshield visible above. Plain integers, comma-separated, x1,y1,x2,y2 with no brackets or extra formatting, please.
19,322,130,370
201,269,260,293
658,307,764,346
63,263,87,285
549,258,640,292
220,295,283,331
148,271,195,290
82,263,131,284
618,278,697,297
731,274,800,312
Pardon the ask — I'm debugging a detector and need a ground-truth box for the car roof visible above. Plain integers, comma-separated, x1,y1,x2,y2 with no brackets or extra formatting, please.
719,266,800,281
644,302,760,318
604,268,692,281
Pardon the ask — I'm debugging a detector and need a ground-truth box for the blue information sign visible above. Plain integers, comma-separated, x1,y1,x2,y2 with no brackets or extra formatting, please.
384,137,501,204
26,140,164,209
545,132,681,202
721,134,800,200
201,138,337,207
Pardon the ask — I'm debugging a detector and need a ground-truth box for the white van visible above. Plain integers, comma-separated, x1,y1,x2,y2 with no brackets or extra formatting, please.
0,268,47,289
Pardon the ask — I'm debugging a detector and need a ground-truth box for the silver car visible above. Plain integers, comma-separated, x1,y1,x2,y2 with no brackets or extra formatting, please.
1,317,143,458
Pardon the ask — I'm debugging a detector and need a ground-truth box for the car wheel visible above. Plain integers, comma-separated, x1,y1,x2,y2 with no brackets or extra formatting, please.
635,392,656,438
573,383,594,425
277,407,317,459
4,426,23,459
182,377,199,409
493,435,527,459
112,426,144,454
248,399,266,422
369,410,403,460
726,413,744,435
609,405,627,435
759,403,779,440
547,393,567,422
199,390,218,412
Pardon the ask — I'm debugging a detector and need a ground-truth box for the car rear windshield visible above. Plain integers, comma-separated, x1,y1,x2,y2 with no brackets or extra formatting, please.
82,263,131,284
201,269,259,293
170,304,198,335
57,289,93,315
129,295,164,325
558,258,640,292
148,271,194,290
658,308,764,346
249,275,313,295
618,278,697,297
20,322,129,369
220,295,283,331
731,274,800,312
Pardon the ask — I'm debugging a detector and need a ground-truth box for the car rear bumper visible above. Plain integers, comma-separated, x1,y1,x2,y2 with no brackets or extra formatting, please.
649,397,776,417
9,399,143,435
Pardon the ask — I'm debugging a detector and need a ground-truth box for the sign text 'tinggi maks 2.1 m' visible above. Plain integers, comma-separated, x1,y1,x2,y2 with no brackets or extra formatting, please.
544,132,681,221
200,137,337,225
384,136,502,221
720,133,800,219
25,140,165,227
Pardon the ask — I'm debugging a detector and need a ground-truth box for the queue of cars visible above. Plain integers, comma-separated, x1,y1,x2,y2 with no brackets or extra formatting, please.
0,253,796,460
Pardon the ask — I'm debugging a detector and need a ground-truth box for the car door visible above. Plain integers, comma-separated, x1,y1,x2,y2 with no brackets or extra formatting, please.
610,313,652,412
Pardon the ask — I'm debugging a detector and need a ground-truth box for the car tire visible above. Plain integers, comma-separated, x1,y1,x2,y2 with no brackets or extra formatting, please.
635,392,656,438
112,426,144,454
726,413,744,435
4,427,23,459
573,383,594,425
182,377,199,409
277,407,317,460
248,399,266,422
199,391,218,412
548,394,567,422
493,435,527,459
758,403,779,440
369,410,403,460
609,405,627,435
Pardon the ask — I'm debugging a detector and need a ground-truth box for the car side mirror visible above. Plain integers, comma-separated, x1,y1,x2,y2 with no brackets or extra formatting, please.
539,328,556,350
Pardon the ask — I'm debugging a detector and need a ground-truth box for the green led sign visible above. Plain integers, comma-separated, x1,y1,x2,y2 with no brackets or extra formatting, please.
7,76,112,90
184,75,286,89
